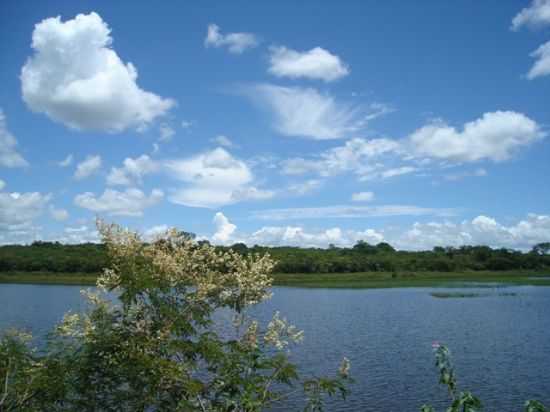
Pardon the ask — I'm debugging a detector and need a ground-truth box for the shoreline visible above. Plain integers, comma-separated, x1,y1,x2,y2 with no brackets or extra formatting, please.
1,271,550,288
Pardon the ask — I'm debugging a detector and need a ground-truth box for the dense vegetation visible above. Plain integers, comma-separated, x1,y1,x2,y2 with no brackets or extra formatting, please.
1,239,549,275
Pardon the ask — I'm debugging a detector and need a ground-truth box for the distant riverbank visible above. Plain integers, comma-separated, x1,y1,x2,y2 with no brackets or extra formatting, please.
1,270,550,288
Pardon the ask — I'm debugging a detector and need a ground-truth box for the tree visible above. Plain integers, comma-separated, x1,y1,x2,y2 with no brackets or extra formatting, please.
531,242,550,256
0,221,349,411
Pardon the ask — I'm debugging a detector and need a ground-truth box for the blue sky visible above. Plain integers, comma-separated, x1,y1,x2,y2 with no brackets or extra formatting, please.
1,0,549,249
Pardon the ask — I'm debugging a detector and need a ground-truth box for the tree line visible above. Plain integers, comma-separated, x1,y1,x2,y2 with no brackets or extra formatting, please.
1,239,549,275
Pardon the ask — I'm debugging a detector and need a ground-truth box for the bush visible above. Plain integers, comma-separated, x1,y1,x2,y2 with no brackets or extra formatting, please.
0,221,349,411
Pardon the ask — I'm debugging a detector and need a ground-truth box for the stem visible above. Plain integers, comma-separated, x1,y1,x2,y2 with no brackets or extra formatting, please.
0,358,10,408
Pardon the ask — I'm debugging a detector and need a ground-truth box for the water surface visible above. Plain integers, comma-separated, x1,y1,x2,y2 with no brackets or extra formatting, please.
1,283,548,411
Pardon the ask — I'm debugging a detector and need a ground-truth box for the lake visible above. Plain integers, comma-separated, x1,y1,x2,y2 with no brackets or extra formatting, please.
1,283,549,411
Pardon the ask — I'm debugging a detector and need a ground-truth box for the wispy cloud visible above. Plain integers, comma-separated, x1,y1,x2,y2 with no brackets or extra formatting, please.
251,205,457,221
243,84,390,140
204,23,259,54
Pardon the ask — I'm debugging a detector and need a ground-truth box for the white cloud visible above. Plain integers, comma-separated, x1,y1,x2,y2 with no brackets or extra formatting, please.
181,120,192,129
351,191,374,202
247,84,389,140
0,180,5,191
248,226,384,248
50,206,69,221
0,110,28,168
527,41,550,79
511,0,550,30
107,154,158,186
204,23,259,54
212,212,237,244
287,179,324,196
251,205,456,221
359,166,419,181
230,187,275,202
211,135,234,147
21,12,174,132
394,214,550,251
74,155,102,180
282,137,401,177
408,111,544,162
208,212,384,248
53,225,100,244
165,147,272,208
207,213,550,250
159,123,175,141
143,224,169,241
444,168,487,182
268,46,349,82
280,111,542,185
74,188,163,216
58,154,73,167
0,191,50,244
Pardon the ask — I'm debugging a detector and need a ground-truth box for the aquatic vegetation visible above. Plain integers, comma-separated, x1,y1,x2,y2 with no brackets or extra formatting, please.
430,291,519,299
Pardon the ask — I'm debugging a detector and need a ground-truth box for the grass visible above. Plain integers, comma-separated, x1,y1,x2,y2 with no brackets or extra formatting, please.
0,270,549,288
0,272,97,286
271,270,550,288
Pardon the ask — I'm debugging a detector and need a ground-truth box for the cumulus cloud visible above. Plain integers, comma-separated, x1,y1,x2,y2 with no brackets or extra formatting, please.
212,212,237,244
251,205,456,221
280,111,542,185
408,111,544,162
394,214,550,251
0,110,28,168
511,0,550,30
282,137,401,177
53,225,100,244
143,224,170,241
0,191,50,244
74,155,102,180
351,191,374,202
208,212,383,248
165,147,273,208
58,154,73,167
74,188,163,216
107,154,158,186
248,226,384,248
49,206,69,221
246,84,389,140
21,12,174,132
0,180,5,191
204,24,259,54
268,46,349,82
527,41,550,79
207,213,550,250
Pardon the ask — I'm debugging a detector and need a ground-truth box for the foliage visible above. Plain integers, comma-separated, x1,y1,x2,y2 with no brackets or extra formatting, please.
1,239,550,276
0,221,350,411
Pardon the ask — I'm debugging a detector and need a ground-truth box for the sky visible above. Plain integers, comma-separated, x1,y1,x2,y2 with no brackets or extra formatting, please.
0,0,549,250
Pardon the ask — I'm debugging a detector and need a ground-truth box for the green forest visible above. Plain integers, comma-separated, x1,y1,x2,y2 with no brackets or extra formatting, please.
1,239,549,275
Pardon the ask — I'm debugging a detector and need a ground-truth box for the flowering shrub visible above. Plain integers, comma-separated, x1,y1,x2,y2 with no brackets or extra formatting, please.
0,221,349,411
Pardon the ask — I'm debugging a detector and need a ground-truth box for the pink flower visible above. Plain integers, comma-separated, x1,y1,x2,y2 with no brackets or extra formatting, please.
432,341,441,349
